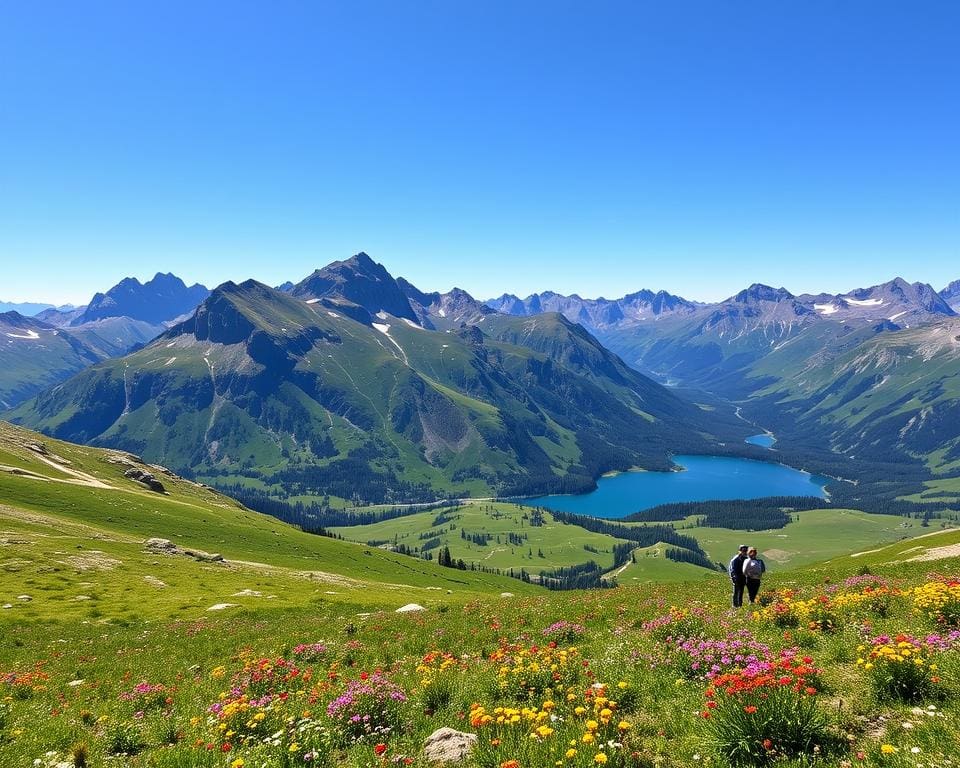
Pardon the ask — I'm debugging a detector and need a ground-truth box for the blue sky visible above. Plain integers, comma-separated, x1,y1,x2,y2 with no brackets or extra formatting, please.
1,1,957,305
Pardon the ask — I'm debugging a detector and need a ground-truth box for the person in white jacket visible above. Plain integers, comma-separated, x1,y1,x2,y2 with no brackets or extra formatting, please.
742,547,766,604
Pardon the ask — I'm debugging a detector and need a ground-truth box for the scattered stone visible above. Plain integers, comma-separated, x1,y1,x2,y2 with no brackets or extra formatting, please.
2,604,12,609
232,589,262,597
68,679,84,687
107,451,145,466
74,595,91,601
124,467,166,493
143,575,167,588
25,442,48,455
145,537,176,552
144,537,224,563
17,594,31,601
188,549,224,562
423,727,477,764
63,553,121,571
396,603,426,613
207,603,237,611
500,592,514,598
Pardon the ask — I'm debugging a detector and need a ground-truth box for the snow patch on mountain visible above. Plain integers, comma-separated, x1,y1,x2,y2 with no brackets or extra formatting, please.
5,329,41,340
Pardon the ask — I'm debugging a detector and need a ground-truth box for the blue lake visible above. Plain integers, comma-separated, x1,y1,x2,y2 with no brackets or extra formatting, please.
522,455,828,519
745,433,777,448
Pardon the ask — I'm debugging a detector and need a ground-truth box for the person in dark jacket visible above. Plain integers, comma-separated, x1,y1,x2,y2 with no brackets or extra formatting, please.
742,547,767,604
728,544,749,608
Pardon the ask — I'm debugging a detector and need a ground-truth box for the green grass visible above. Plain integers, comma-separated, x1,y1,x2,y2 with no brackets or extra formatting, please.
2,522,958,768
686,508,920,568
330,502,633,574
0,422,535,614
899,477,960,505
3,426,960,767
606,543,715,583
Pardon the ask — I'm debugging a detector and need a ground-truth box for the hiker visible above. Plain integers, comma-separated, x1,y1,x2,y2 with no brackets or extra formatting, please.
742,547,766,604
728,544,749,608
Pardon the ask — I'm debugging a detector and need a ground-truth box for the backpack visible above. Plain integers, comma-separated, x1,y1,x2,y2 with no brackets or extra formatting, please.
728,554,746,580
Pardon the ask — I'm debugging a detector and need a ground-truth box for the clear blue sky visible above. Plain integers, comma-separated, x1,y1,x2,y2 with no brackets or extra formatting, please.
1,1,957,305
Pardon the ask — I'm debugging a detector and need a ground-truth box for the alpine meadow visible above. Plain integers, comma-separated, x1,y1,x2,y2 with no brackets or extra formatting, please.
2,4,959,768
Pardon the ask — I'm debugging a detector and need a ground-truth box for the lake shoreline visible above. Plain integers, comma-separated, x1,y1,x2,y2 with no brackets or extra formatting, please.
519,453,829,519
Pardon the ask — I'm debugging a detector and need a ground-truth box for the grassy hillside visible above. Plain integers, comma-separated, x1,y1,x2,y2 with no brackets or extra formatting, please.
0,313,103,409
0,421,533,621
332,500,935,584
330,502,635,575
2,489,958,767
686,508,922,568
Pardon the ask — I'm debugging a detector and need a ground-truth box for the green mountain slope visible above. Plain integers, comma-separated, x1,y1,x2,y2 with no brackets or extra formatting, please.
0,420,532,616
586,288,960,508
744,319,960,495
0,312,103,409
7,257,748,505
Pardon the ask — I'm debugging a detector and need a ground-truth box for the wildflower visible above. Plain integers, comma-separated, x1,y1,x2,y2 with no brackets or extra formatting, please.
594,755,608,764
374,743,387,756
880,744,898,755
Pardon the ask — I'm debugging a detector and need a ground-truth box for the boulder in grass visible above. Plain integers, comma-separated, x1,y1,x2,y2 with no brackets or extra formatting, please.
144,537,176,552
124,467,166,493
396,603,426,613
423,727,477,764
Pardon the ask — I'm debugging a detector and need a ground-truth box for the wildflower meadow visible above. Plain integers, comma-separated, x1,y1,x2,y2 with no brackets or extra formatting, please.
2,568,959,768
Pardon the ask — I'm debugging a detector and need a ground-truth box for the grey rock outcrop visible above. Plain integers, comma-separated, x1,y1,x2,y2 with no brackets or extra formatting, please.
423,727,477,764
124,467,166,493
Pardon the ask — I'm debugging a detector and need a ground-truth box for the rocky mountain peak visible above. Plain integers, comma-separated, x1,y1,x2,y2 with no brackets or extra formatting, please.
77,272,210,326
732,284,795,304
292,253,418,322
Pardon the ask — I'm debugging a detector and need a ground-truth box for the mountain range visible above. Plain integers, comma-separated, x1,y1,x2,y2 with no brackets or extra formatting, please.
0,300,77,316
4,257,960,512
486,276,960,505
6,254,747,504
0,273,209,408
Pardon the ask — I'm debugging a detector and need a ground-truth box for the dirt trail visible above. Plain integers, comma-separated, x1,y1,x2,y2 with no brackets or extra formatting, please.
30,453,114,488
908,542,960,562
